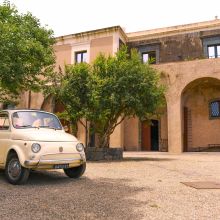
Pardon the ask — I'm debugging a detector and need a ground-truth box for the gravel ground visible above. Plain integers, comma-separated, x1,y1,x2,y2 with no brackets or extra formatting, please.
0,152,220,220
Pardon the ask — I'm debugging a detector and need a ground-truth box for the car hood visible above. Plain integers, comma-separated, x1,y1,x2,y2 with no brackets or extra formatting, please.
11,129,78,142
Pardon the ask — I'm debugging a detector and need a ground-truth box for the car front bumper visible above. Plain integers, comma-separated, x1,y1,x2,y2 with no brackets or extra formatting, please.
24,153,86,169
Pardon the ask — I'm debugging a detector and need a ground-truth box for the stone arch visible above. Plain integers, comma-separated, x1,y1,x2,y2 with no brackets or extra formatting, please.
181,77,220,152
156,59,220,153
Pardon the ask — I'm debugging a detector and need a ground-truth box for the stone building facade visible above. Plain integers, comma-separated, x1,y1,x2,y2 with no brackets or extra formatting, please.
18,19,220,153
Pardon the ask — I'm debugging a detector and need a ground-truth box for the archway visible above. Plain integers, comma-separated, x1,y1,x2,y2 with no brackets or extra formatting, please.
181,77,220,152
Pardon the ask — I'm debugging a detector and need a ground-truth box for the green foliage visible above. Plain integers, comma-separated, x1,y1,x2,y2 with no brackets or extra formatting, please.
90,47,165,147
48,46,165,148
0,1,55,102
45,62,92,136
60,62,92,124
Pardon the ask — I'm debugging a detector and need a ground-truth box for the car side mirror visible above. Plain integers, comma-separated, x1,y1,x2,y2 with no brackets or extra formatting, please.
63,125,69,132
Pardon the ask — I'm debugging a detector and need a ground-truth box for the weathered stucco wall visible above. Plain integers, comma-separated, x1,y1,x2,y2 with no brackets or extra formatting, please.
129,32,204,63
109,119,124,148
90,36,113,62
54,44,72,71
128,22,220,63
124,117,139,151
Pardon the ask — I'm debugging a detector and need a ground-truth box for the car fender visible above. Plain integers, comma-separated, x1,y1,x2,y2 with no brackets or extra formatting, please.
4,145,27,167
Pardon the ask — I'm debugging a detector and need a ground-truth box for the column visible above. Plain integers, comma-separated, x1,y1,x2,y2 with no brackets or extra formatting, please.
167,96,183,153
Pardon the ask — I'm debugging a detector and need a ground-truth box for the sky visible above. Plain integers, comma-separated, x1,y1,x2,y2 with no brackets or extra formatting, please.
1,0,220,37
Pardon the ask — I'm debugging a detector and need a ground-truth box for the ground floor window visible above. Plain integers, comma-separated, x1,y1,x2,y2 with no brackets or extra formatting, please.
210,100,220,118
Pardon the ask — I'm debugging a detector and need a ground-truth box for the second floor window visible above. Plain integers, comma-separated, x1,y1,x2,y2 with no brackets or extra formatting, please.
208,45,220,58
142,51,156,64
75,51,87,63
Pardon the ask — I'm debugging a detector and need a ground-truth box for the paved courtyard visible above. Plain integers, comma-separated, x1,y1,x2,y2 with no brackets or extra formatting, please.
0,152,220,220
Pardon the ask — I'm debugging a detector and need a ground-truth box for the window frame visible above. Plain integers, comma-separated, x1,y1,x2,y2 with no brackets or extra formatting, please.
142,51,156,64
75,51,87,63
208,44,220,59
209,99,220,119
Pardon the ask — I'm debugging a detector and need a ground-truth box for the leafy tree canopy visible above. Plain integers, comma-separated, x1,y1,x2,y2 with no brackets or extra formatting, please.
0,1,55,102
48,46,165,148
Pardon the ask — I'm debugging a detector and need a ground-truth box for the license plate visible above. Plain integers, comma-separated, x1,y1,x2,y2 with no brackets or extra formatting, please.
54,164,69,169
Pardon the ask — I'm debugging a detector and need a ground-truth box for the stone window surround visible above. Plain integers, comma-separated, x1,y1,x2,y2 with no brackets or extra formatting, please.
137,44,160,64
71,42,90,64
202,36,220,58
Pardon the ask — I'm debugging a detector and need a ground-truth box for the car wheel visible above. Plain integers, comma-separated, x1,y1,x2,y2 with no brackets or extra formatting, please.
63,163,86,178
5,153,30,185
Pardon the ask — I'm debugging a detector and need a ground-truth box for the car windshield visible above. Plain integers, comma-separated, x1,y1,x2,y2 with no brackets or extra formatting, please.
12,111,62,130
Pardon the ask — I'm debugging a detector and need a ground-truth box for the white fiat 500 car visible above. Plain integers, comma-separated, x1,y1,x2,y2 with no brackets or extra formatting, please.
0,109,86,185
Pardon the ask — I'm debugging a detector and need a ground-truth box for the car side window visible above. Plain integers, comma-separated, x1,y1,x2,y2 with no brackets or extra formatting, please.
0,114,10,130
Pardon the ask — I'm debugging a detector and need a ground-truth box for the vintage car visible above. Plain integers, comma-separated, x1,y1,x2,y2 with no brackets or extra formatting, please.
0,109,86,184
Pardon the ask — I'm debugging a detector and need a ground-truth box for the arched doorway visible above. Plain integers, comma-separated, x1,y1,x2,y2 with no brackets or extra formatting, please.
181,77,220,152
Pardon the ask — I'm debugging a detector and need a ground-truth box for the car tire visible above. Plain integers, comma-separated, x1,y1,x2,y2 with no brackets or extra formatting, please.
5,153,30,185
63,163,86,178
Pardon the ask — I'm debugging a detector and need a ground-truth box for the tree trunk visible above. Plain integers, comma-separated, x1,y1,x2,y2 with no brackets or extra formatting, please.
98,133,110,148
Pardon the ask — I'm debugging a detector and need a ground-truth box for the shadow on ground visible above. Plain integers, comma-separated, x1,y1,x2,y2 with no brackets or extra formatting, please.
0,170,148,220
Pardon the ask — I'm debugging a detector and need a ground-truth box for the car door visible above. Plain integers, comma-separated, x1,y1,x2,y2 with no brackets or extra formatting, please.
0,112,11,166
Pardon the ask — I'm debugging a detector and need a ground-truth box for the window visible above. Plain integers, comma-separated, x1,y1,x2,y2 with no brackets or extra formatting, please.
208,45,220,58
142,51,156,64
0,114,9,130
210,100,220,118
75,51,87,63
202,36,220,58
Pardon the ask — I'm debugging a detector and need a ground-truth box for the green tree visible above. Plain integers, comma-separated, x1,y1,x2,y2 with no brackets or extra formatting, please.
90,47,165,148
58,63,92,138
49,46,165,148
0,1,55,102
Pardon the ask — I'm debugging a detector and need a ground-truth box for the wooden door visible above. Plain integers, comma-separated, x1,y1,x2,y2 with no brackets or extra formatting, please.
151,120,159,151
141,121,151,151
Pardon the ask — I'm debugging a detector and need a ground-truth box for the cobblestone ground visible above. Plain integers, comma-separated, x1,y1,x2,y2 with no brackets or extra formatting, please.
0,152,220,220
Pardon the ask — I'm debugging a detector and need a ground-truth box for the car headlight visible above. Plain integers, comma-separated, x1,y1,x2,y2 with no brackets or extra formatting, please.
31,143,41,153
76,143,84,152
